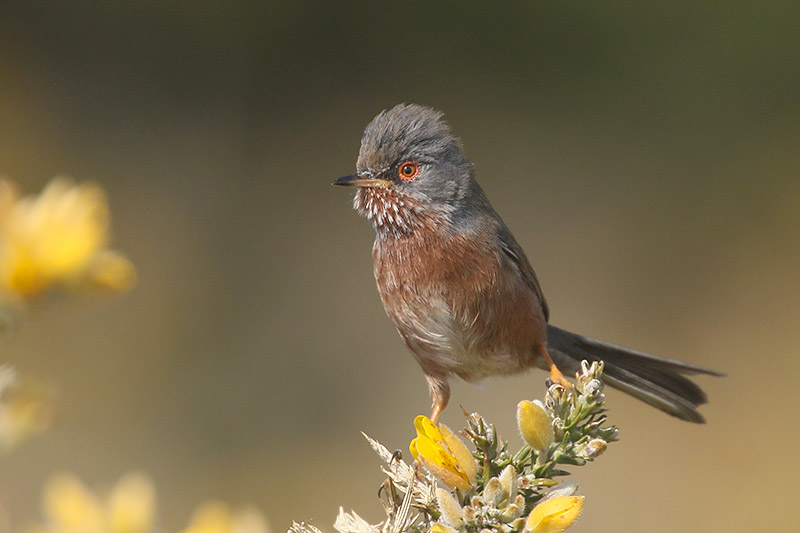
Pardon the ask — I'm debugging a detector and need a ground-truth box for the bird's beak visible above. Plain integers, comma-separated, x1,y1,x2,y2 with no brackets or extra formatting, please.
332,174,392,188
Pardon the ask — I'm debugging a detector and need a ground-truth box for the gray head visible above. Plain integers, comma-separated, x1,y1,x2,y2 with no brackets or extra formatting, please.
334,104,490,233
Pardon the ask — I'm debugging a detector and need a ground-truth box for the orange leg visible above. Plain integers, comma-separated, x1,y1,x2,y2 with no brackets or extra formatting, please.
539,344,573,388
430,401,444,424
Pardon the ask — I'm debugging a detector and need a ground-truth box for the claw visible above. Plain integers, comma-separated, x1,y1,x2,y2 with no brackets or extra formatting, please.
549,365,573,389
540,344,573,388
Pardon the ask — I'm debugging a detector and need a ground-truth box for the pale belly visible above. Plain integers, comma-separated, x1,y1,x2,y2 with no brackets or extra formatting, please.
381,274,538,382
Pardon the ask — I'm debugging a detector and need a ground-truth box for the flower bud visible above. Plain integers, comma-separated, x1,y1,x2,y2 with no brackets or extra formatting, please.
517,400,554,452
436,488,465,528
500,503,523,522
583,379,602,396
509,517,526,531
544,481,578,499
463,505,476,522
582,438,607,459
524,495,584,533
498,465,517,501
483,478,503,506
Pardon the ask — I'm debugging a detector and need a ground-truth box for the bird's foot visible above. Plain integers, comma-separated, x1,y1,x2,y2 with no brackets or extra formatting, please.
548,365,573,389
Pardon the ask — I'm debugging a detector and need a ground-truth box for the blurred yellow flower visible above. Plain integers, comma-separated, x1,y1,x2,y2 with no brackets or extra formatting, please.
517,400,554,452
180,501,270,533
0,365,54,451
409,415,477,491
0,177,136,300
29,472,271,533
524,495,584,533
32,472,155,533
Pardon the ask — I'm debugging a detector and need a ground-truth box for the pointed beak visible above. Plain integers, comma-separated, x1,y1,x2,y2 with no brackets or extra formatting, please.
332,173,392,188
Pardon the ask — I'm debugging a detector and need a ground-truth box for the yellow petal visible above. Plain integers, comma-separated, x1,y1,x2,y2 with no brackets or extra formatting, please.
413,415,445,443
180,502,269,533
108,473,156,533
0,179,20,215
181,501,234,533
43,473,105,532
419,454,472,492
517,400,554,452
409,437,420,460
414,436,454,470
83,251,138,292
0,246,49,297
524,496,584,533
230,506,270,533
414,436,471,491
23,178,109,279
439,423,477,486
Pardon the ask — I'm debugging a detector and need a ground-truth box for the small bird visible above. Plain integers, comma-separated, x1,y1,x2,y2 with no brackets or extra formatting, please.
334,103,722,423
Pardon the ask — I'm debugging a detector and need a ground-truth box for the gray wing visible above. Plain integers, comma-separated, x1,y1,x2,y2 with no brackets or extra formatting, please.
497,224,549,322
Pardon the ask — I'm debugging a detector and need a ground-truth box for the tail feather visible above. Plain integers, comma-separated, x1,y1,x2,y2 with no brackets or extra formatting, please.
546,325,723,423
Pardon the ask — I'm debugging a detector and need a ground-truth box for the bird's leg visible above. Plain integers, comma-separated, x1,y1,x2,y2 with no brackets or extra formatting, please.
431,403,444,425
538,344,573,389
426,374,450,423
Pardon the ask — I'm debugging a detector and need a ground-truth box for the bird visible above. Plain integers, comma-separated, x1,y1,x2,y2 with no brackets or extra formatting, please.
333,103,722,423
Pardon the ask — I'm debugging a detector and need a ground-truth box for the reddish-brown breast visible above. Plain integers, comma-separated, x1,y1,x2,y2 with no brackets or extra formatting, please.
371,203,548,383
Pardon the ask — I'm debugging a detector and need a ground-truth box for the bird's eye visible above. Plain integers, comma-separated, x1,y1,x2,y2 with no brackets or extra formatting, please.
398,162,420,181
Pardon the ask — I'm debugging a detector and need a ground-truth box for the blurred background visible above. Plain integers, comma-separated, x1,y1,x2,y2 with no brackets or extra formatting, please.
0,1,798,531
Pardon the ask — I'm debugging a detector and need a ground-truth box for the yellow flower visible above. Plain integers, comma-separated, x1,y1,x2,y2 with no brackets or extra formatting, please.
517,400,554,452
409,415,477,491
35,472,155,533
524,496,584,533
107,475,157,533
31,473,270,533
0,177,136,300
180,501,270,533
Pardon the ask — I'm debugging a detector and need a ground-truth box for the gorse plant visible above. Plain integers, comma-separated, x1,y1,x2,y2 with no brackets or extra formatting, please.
292,361,617,533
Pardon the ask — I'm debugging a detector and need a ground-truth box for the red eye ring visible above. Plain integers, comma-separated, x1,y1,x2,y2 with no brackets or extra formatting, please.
398,161,420,181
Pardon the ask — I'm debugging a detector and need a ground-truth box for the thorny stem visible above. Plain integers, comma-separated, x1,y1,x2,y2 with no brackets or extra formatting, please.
511,444,531,466
308,361,615,533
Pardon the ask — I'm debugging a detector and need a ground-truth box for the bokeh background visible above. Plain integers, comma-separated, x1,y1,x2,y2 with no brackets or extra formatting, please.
1,2,799,531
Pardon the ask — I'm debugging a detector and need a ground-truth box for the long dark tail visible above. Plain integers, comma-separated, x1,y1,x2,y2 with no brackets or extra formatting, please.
546,325,724,423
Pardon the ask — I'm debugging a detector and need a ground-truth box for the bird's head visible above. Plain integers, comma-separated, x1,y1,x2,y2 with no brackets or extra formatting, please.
334,104,484,235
